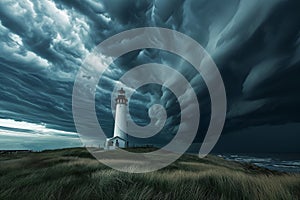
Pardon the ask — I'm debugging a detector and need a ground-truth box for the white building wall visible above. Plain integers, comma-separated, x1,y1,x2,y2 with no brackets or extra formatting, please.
115,139,126,148
105,138,126,149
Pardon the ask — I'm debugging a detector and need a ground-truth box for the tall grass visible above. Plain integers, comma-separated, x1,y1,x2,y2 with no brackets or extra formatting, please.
0,148,299,200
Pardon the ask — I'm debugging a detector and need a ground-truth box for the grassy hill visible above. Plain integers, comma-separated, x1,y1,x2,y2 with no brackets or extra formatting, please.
0,148,299,200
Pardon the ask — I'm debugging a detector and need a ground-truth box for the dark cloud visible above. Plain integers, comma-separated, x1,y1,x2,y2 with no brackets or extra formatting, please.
0,0,299,150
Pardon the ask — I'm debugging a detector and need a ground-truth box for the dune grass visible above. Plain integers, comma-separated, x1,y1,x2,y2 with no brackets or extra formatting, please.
0,148,299,200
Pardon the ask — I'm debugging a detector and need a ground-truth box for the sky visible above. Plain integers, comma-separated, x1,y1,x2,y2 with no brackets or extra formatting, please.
0,0,299,152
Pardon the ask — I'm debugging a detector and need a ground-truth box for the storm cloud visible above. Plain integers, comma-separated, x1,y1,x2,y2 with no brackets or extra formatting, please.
0,0,299,150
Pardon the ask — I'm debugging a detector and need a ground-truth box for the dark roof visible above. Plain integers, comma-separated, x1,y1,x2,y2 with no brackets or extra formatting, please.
118,88,125,94
107,136,126,141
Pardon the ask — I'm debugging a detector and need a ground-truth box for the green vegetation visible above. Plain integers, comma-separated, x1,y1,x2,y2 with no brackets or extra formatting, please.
0,148,299,200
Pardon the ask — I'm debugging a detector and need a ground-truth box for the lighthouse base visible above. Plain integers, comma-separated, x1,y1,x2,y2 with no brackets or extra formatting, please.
105,136,128,150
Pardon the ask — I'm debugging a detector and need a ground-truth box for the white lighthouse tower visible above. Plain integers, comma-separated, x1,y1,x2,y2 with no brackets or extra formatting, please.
106,88,128,149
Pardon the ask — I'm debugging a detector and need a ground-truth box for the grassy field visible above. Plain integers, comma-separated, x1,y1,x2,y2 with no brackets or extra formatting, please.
0,148,299,200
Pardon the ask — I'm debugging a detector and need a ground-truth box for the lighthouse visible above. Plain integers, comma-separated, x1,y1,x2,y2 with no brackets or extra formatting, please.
106,88,128,149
